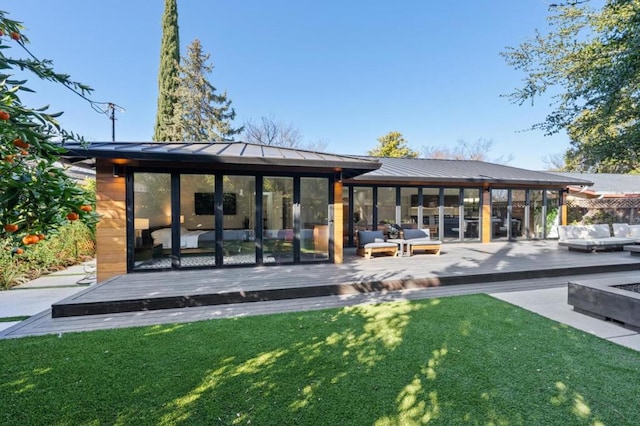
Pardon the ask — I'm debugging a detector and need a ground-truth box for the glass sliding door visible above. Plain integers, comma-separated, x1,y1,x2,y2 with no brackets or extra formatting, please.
400,187,419,230
545,190,560,239
376,187,396,228
422,188,440,239
491,189,509,241
179,174,216,267
530,190,544,239
132,172,172,270
223,175,256,266
511,190,525,240
463,188,480,241
443,188,461,241
353,186,373,238
301,177,329,262
263,177,294,263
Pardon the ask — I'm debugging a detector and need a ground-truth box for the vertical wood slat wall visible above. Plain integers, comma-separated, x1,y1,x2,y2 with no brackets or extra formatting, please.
333,180,343,264
95,159,127,282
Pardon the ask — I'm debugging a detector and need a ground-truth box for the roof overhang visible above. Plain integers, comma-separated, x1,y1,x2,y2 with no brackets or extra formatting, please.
57,141,382,179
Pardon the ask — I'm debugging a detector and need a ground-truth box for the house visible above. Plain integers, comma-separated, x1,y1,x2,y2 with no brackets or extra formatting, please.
60,141,592,282
549,172,640,224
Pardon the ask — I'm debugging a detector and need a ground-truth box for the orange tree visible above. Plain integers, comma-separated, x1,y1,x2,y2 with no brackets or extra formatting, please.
0,10,98,253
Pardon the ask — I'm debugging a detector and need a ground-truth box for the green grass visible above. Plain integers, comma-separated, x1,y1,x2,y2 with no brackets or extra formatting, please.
0,316,29,323
1,294,638,425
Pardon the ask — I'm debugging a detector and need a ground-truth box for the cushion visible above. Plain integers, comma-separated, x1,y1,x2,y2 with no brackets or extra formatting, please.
629,225,640,238
591,224,611,238
613,223,630,238
358,230,385,247
403,229,430,240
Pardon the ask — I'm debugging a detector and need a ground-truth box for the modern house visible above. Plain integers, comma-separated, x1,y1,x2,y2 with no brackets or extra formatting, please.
60,141,592,282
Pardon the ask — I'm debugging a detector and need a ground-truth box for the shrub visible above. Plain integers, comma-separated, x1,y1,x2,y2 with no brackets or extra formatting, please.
0,221,95,289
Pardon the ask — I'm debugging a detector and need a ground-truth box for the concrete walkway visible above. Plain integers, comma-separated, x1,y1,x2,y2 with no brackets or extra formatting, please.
1,259,639,353
0,261,95,332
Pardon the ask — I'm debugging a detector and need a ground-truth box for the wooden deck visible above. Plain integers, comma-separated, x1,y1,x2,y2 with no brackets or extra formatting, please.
51,241,640,317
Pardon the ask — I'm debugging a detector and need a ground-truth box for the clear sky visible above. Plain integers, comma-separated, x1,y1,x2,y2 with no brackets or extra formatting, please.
4,0,569,170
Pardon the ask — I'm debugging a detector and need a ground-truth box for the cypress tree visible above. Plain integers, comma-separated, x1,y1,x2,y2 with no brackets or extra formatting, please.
153,0,180,141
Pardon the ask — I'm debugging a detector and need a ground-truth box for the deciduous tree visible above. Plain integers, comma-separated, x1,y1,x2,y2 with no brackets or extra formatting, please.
502,0,640,173
422,138,512,163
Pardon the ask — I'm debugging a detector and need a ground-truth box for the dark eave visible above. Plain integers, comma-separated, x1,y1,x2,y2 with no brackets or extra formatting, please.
57,141,381,179
349,157,594,187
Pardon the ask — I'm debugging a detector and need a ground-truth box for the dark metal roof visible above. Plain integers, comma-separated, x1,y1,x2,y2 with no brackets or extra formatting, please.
57,141,381,179
548,172,640,195
350,157,594,187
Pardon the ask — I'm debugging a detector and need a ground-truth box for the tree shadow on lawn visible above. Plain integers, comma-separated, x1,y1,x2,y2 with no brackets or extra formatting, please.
2,294,638,424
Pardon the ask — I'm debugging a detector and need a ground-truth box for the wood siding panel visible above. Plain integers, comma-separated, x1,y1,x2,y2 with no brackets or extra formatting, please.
333,180,343,264
96,159,127,282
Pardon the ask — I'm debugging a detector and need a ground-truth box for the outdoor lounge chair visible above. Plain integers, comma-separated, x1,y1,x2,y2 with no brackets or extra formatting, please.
356,230,398,259
403,228,441,256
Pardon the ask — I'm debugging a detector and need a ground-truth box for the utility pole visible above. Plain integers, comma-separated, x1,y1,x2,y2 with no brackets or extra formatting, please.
106,103,125,141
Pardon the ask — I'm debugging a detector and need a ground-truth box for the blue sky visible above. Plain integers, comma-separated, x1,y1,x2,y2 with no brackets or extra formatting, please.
5,0,569,169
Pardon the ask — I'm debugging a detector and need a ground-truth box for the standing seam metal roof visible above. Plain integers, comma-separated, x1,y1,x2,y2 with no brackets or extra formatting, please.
349,157,593,186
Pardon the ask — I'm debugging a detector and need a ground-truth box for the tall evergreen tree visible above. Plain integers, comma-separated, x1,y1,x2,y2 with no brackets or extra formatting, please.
170,39,242,141
153,0,180,141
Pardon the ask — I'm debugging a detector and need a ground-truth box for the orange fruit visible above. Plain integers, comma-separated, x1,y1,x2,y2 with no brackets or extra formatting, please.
10,32,20,41
3,224,19,233
0,111,9,120
37,234,46,241
4,155,15,163
22,234,39,245
15,248,24,255
13,138,29,149
20,150,28,156
80,205,93,212
67,212,79,221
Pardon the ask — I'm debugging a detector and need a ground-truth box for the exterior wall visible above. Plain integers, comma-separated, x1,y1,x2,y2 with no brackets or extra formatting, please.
96,159,127,282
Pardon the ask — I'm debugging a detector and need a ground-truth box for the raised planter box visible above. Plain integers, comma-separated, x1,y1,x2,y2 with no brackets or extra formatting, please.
568,276,640,331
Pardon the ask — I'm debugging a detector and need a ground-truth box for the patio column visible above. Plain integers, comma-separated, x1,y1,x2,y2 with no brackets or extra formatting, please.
333,179,344,263
481,187,492,243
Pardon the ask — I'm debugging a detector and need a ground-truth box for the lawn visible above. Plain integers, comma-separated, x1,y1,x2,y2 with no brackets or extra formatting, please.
1,294,638,425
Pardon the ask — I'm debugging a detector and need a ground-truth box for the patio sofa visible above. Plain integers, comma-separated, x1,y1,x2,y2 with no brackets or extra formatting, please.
557,224,635,252
356,230,398,259
403,228,442,256
612,223,640,256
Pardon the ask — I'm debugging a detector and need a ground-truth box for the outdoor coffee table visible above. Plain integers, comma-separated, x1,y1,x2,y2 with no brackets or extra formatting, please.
387,238,408,257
